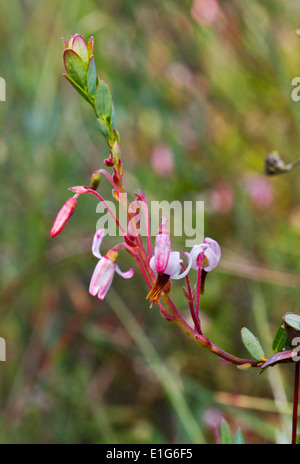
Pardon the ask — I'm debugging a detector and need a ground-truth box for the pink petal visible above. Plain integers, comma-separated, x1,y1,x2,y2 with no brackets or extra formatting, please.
115,264,134,279
204,237,221,260
89,257,115,299
154,233,171,273
190,238,221,272
164,251,181,277
203,246,220,272
92,229,106,259
154,218,171,274
190,244,208,270
170,252,193,280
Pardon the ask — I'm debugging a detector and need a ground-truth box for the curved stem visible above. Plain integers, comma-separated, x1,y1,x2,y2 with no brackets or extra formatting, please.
70,187,127,235
98,168,121,195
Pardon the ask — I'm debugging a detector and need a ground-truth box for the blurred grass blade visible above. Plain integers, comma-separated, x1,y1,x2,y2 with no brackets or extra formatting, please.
220,419,234,444
234,428,246,444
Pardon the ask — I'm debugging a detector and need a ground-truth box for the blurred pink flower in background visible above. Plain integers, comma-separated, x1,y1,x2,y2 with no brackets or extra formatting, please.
244,174,274,210
191,0,219,26
167,62,194,89
210,182,234,214
150,144,174,178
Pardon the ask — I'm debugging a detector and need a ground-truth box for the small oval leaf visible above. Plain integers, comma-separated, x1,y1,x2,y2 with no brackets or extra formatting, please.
97,117,112,141
283,313,300,331
95,81,113,124
63,49,87,90
87,56,98,98
241,327,265,361
63,74,91,105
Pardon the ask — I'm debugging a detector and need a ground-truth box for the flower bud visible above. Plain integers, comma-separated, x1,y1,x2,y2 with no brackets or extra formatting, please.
62,34,90,66
90,170,101,190
104,158,115,167
50,197,77,237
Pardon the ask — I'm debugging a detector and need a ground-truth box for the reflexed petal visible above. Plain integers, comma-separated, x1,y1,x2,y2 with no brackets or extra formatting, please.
89,257,115,299
115,264,134,279
190,244,208,270
92,229,106,259
164,251,181,277
204,237,221,260
171,252,192,280
202,246,220,271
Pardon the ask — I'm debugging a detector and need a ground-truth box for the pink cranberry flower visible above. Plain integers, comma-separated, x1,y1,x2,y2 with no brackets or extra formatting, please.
89,229,134,300
147,218,192,305
190,237,221,271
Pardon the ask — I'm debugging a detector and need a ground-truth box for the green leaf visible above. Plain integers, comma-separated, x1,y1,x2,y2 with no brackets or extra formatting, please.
272,319,289,353
241,327,265,361
220,420,234,444
97,117,112,141
95,81,113,125
63,74,91,105
284,313,300,331
63,49,88,90
87,56,98,98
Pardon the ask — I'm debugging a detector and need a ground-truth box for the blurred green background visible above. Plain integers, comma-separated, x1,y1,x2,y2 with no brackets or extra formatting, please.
1,0,300,444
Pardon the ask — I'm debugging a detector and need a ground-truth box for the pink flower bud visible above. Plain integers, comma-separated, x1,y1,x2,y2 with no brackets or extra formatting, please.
90,171,101,190
62,34,90,66
50,197,77,237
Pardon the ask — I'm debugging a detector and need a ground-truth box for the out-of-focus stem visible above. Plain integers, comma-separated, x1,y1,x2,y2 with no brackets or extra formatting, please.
195,255,204,334
292,362,300,444
98,168,121,195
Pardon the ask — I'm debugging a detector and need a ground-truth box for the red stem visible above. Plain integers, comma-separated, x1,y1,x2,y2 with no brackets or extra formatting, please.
98,168,121,195
292,362,300,444
195,255,204,333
